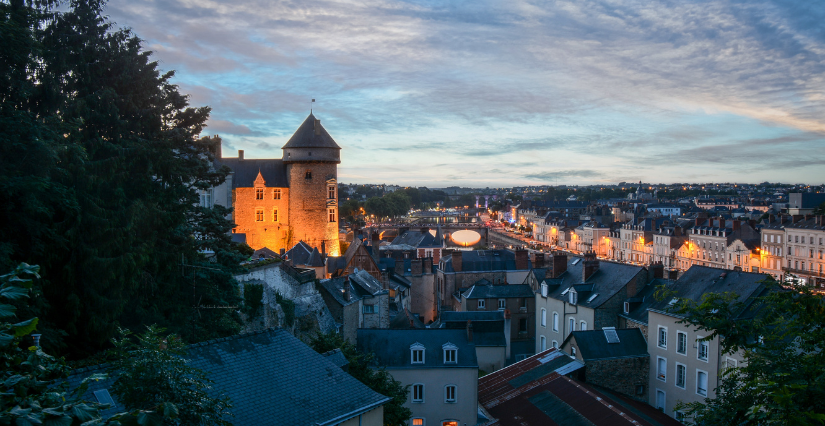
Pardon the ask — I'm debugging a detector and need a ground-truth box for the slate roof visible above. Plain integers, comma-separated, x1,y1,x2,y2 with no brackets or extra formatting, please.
285,240,314,265
389,228,444,249
215,158,289,188
357,329,478,369
67,329,390,426
319,269,386,307
462,284,534,299
437,311,507,347
441,250,532,273
542,257,645,309
619,278,673,326
647,265,771,319
186,329,388,426
389,308,426,329
478,348,681,426
282,113,341,149
564,328,648,361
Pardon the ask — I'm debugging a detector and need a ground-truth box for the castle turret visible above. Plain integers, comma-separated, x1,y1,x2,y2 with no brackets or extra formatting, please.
283,113,342,256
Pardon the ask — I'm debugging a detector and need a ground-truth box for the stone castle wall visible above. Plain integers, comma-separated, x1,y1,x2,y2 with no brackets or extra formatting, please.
287,161,340,256
233,187,290,251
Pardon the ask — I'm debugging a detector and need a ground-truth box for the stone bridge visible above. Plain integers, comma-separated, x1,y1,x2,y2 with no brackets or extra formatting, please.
365,224,490,248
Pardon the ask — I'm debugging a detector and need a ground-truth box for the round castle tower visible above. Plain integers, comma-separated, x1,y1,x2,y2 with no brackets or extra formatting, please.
283,113,341,256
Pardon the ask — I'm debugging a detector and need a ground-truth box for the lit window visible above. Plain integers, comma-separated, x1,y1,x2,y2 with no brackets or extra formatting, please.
697,338,709,361
658,327,667,349
273,189,281,200
677,332,687,355
256,188,264,200
412,384,424,402
412,419,424,426
444,385,456,403
255,209,264,222
478,299,485,310
273,209,278,222
328,185,336,199
328,208,336,222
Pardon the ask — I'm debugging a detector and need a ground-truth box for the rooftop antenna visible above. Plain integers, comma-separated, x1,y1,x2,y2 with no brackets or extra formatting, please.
311,98,315,113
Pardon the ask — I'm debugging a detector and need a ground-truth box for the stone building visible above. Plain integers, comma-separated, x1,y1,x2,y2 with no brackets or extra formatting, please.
212,113,341,256
561,327,650,402
318,269,390,343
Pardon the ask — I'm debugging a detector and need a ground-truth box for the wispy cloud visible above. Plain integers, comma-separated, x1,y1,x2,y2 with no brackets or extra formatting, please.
106,0,825,186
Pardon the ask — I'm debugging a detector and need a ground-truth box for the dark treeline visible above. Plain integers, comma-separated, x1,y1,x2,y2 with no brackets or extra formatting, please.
0,0,250,358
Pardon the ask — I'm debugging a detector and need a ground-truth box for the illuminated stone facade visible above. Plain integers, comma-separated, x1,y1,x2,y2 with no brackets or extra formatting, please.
214,113,341,256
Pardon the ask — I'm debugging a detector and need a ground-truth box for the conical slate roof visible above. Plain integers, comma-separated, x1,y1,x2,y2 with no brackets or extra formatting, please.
282,113,341,150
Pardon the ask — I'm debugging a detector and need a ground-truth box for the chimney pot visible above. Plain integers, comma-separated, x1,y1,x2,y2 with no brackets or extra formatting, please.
314,119,321,136
238,149,244,160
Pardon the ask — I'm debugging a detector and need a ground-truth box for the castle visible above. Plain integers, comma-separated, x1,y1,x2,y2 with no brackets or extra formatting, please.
210,113,341,256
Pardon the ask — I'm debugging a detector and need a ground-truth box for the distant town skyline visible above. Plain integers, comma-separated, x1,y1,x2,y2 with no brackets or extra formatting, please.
107,0,825,187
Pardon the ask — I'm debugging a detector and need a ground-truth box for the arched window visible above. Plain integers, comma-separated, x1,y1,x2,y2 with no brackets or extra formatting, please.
552,312,558,331
541,309,546,327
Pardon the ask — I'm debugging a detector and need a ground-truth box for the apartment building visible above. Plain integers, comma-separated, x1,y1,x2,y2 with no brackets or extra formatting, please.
760,215,793,280
573,221,611,256
783,216,825,289
644,266,768,421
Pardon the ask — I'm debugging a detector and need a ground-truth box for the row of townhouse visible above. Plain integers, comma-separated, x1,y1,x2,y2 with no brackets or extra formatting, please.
532,213,825,290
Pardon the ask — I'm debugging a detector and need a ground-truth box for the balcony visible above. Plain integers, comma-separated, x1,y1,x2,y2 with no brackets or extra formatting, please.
783,267,825,279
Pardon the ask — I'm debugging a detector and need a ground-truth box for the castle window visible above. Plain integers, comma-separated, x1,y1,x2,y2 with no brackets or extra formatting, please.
273,209,278,222
328,185,335,199
255,209,264,222
256,188,264,200
329,208,336,222
273,189,281,200
305,170,312,179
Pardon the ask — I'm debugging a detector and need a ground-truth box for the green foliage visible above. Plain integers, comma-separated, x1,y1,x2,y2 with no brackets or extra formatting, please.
0,263,178,426
110,326,233,426
242,283,264,317
274,292,295,327
309,331,411,426
661,281,825,426
0,0,247,356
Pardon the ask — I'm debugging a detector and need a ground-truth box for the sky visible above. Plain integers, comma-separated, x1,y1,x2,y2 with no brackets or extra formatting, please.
105,0,825,187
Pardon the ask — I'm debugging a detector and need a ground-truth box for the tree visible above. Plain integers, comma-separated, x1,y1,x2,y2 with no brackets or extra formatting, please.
663,281,825,426
0,263,179,426
813,202,825,216
309,331,411,426
0,0,247,357
110,326,233,426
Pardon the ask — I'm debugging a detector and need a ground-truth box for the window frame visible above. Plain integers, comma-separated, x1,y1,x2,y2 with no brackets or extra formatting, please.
255,208,264,222
697,337,709,362
676,331,687,355
410,343,425,365
696,369,708,397
363,304,375,314
658,326,668,349
477,299,485,310
255,188,264,200
568,317,575,333
656,356,667,382
675,362,687,389
552,312,559,331
272,208,278,222
498,299,506,310
541,309,546,327
273,188,281,200
580,320,587,331
442,343,458,364
444,384,457,403
328,208,336,222
412,383,425,403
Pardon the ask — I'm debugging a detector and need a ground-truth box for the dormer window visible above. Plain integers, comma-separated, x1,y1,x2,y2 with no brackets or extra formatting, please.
410,342,425,364
442,342,458,364
541,283,548,297
569,289,578,305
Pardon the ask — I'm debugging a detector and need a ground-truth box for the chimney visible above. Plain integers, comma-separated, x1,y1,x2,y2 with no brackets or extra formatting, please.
792,215,803,223
695,217,704,227
411,259,423,276
238,149,244,160
451,251,463,273
371,231,381,245
649,262,664,282
583,251,599,281
503,309,511,320
533,253,545,269
314,119,321,136
381,270,389,290
216,137,222,159
466,320,473,343
279,248,285,258
321,240,326,256
768,214,775,224
343,277,351,302
515,249,529,270
732,221,740,231
552,253,568,278
423,257,433,274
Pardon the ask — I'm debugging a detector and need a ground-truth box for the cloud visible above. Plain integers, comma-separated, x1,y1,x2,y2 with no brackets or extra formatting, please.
103,0,825,185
